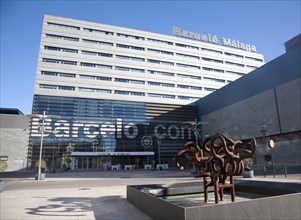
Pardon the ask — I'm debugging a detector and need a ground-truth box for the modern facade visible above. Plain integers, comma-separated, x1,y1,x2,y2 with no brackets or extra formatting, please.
198,34,301,166
29,15,264,170
0,108,29,171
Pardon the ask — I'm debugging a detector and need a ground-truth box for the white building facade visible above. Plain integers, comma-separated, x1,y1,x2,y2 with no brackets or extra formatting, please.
29,15,264,170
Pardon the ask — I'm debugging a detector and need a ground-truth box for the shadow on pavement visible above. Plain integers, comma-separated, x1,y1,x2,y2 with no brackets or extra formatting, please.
25,195,151,220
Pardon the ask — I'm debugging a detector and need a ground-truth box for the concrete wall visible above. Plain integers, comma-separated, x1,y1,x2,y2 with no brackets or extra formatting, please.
201,78,300,139
0,115,29,171
276,79,301,133
200,78,301,166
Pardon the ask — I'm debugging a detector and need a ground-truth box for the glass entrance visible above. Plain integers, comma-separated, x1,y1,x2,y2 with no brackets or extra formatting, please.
73,157,111,170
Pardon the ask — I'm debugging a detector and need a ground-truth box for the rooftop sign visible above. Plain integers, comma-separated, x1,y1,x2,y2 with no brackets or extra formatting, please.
173,26,257,52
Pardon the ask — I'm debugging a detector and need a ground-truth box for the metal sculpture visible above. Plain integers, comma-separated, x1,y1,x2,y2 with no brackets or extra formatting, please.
175,132,257,204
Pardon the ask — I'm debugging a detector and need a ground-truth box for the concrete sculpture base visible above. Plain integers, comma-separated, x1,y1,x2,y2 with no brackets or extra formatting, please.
127,181,300,220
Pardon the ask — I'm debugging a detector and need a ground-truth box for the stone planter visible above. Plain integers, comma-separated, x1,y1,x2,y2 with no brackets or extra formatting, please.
243,170,254,178
34,168,46,180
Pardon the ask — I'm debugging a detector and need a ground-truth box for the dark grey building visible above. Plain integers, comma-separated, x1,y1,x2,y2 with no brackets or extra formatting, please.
197,34,301,166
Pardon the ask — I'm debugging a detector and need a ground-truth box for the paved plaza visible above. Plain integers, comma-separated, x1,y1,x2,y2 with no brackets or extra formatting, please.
0,169,300,220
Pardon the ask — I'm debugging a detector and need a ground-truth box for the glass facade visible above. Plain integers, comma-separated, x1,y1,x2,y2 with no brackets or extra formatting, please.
29,95,197,170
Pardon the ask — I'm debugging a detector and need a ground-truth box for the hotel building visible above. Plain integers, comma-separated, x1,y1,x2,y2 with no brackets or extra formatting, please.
29,15,264,170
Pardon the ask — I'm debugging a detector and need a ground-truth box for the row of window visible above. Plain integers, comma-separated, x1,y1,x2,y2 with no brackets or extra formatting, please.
42,57,248,75
44,44,259,69
39,83,211,100
46,22,264,62
41,71,227,88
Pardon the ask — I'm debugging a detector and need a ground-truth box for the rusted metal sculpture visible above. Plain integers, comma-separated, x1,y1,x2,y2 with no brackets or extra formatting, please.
175,133,257,204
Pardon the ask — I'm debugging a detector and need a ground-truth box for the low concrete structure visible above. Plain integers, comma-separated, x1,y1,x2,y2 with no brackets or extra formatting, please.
0,108,29,171
127,180,301,220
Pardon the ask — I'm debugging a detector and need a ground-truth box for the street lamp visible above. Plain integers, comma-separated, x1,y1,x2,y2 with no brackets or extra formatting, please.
259,121,275,177
156,134,165,170
27,111,61,180
51,128,58,173
149,133,165,170
183,119,209,146
267,139,276,177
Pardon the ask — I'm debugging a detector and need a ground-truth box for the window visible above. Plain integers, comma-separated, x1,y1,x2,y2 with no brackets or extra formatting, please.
115,90,129,95
131,92,145,96
148,81,174,87
224,52,243,58
61,60,77,65
131,80,144,84
42,58,77,65
177,85,189,89
176,63,200,69
204,87,217,92
79,87,111,93
116,78,144,84
148,70,174,77
116,44,145,51
202,57,223,63
40,84,75,91
82,39,113,46
177,74,201,80
46,34,79,41
116,55,144,62
81,50,112,57
41,71,75,78
245,56,263,62
148,82,160,86
175,43,199,50
176,53,199,60
225,61,244,67
148,59,159,64
178,85,202,90
115,90,145,96
81,62,95,67
62,48,78,53
148,93,175,99
203,67,224,73
148,59,173,65
39,84,56,89
201,48,223,54
59,86,75,90
148,93,161,98
97,76,112,81
148,48,173,55
83,28,113,35
44,46,60,51
178,96,199,100
147,38,173,45
79,88,94,92
117,33,144,40
115,78,128,83
162,94,175,99
47,22,80,30
82,51,97,56
203,77,225,83
80,62,112,69
79,75,112,81
80,75,95,80
162,83,174,87
115,66,144,73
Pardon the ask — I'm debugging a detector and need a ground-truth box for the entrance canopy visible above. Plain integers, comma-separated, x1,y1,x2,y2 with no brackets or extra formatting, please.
71,152,155,156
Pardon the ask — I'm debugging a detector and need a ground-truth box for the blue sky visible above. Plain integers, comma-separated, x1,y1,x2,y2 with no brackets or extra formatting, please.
1,0,300,114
